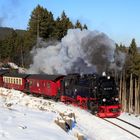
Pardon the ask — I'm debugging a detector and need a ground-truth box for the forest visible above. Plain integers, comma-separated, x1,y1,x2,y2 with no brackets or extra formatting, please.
0,5,140,115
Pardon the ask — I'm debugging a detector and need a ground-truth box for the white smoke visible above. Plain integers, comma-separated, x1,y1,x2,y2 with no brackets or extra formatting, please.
27,29,117,75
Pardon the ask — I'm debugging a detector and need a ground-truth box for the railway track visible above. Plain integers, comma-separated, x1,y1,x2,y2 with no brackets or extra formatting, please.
116,118,140,129
103,118,140,139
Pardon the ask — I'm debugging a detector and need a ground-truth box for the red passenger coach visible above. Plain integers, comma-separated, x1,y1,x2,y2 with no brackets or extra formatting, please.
3,73,29,91
26,74,64,99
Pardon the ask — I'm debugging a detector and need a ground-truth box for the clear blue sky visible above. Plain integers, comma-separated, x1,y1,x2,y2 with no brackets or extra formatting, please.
0,0,140,46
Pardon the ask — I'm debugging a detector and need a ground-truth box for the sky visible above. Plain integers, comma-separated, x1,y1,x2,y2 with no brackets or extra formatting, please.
0,0,140,46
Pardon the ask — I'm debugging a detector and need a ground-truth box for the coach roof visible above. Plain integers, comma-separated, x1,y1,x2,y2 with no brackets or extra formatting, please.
0,70,9,75
27,74,64,81
3,73,29,78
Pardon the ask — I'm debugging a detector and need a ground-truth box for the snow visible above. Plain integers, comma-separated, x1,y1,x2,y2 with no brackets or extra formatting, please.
119,113,140,127
105,118,140,139
0,87,140,140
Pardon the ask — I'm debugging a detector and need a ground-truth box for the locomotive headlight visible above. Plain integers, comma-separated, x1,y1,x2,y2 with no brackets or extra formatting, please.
74,89,77,92
94,86,97,89
103,98,106,102
107,76,110,79
115,98,119,101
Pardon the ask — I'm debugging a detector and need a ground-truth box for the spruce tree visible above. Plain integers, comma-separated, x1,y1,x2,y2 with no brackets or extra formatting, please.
28,5,55,39
58,11,74,39
83,24,88,30
75,20,82,30
124,39,140,77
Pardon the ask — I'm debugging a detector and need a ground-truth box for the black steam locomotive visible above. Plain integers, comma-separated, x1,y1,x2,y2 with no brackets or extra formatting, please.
61,73,121,117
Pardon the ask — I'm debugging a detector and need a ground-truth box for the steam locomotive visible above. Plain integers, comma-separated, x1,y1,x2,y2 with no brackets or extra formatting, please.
0,70,121,118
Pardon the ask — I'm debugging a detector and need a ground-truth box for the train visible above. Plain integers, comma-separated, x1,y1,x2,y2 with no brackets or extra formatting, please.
0,69,121,118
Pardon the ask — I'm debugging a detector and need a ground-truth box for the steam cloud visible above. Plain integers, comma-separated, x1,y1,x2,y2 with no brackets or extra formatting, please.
28,29,124,75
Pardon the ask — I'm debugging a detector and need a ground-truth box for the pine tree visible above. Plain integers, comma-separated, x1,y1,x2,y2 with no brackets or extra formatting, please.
28,5,55,40
75,20,82,30
128,39,137,56
83,24,88,30
125,39,140,77
58,11,74,39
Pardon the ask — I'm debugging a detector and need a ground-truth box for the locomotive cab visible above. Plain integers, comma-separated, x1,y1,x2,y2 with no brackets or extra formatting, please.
60,74,80,103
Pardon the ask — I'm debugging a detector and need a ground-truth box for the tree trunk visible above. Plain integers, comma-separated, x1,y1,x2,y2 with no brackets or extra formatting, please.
134,79,138,114
138,78,140,114
121,72,127,112
129,74,133,113
119,73,122,104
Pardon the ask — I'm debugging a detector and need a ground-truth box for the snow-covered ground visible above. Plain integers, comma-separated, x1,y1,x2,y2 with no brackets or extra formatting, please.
0,87,140,140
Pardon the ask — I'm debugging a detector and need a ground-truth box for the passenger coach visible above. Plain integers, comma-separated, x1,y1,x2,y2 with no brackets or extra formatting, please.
2,73,29,91
26,74,64,99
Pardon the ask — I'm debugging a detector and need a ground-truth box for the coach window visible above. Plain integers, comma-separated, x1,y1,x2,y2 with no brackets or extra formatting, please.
37,82,39,87
11,78,13,84
13,78,15,84
29,80,33,86
16,79,18,84
47,82,50,89
18,79,20,85
19,79,22,85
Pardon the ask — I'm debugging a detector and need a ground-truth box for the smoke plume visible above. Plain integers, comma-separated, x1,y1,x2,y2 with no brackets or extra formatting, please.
28,29,123,75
